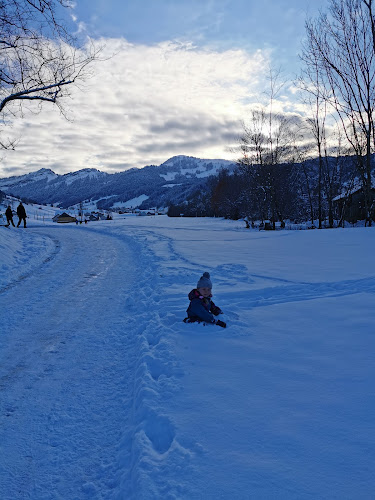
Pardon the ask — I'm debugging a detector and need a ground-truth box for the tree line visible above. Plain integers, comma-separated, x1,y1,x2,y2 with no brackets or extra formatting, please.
169,0,375,227
168,153,358,227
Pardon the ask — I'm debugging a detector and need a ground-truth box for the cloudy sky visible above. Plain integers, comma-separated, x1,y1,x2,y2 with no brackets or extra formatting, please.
0,0,329,177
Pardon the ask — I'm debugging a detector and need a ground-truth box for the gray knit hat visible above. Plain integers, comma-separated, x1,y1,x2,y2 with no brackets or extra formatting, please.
197,272,212,289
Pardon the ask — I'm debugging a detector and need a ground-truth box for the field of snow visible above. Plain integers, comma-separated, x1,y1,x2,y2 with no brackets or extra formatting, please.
0,214,374,499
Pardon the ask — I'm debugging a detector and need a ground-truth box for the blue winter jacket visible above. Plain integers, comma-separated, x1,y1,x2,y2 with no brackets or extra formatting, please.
186,289,222,323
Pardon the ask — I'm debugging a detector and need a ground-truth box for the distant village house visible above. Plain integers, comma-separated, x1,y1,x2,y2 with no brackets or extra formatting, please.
52,212,77,223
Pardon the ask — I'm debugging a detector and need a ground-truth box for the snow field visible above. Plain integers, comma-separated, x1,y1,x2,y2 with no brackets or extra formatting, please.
1,216,375,499
108,216,375,498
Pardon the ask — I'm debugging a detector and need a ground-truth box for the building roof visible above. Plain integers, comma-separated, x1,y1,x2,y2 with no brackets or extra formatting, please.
333,182,375,201
53,212,77,222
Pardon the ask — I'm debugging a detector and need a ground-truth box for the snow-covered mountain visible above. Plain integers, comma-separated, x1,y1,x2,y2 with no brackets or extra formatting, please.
0,168,58,189
158,155,234,181
0,156,236,209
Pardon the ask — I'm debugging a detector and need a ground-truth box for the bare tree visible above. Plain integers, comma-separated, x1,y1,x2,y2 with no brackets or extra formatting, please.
238,109,303,227
237,67,303,228
298,50,329,228
301,0,375,225
0,0,98,148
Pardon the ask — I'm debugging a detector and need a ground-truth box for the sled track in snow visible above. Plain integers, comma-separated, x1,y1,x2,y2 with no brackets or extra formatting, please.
124,227,375,308
241,276,375,309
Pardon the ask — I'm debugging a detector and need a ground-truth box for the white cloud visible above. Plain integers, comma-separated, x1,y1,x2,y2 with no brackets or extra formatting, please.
0,38,273,177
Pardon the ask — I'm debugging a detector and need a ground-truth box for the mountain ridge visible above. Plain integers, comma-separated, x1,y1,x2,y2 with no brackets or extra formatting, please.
0,155,236,209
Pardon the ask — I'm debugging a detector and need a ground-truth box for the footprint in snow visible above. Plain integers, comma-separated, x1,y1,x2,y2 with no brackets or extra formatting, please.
143,412,175,454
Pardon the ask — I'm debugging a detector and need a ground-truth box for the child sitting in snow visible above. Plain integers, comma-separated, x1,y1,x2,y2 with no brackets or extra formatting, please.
184,272,226,328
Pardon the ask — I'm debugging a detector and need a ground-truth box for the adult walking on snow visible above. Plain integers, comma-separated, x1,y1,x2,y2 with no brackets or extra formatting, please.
16,202,27,228
5,205,15,227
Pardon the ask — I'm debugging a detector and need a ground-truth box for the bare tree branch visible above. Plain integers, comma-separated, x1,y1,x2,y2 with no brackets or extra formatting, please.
0,0,99,149
300,0,375,224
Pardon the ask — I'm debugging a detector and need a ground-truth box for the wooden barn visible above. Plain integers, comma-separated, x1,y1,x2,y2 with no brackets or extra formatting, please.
52,212,77,223
333,185,375,223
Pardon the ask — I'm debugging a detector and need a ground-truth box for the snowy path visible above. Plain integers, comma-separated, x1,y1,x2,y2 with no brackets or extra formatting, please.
0,225,139,499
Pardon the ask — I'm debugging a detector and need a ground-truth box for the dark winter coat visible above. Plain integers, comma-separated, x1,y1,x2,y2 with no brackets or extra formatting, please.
5,207,13,220
186,289,222,324
17,204,26,218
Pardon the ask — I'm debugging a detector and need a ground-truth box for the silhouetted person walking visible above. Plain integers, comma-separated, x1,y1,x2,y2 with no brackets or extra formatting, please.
5,205,15,227
17,202,27,228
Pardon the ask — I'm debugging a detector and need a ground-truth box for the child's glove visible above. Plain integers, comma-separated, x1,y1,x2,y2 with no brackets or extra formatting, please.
211,304,222,316
215,319,226,328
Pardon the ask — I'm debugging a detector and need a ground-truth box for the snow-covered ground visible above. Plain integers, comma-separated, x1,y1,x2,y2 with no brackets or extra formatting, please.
0,214,374,499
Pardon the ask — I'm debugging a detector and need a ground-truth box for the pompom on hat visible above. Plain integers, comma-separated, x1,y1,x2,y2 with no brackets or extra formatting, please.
197,272,212,289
